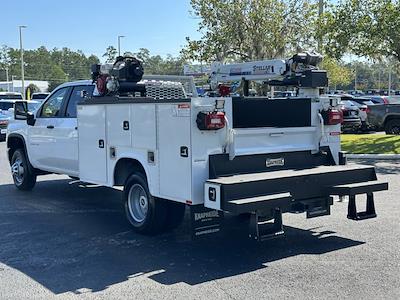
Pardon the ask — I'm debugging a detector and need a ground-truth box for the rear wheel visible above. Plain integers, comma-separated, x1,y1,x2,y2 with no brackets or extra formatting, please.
385,119,400,135
123,173,167,234
11,149,36,191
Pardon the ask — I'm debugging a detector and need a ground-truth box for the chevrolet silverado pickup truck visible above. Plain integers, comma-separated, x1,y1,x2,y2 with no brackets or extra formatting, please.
6,54,388,241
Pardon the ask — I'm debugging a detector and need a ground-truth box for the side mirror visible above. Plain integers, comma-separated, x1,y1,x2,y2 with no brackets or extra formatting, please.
27,112,36,126
14,101,28,120
14,101,36,126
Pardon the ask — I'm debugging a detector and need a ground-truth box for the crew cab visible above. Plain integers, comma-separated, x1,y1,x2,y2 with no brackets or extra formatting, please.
6,54,389,241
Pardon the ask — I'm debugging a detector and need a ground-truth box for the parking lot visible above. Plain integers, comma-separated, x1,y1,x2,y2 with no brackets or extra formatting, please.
0,141,399,299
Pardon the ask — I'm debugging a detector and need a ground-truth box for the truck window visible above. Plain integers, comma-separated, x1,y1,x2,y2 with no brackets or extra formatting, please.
65,85,94,118
0,102,14,110
40,88,68,117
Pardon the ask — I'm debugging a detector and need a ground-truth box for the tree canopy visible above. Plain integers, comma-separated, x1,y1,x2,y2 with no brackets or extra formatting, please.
182,0,319,62
0,45,100,91
318,0,400,62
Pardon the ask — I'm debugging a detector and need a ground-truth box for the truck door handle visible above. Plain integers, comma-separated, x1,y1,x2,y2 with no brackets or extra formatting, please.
47,125,55,129
269,132,284,137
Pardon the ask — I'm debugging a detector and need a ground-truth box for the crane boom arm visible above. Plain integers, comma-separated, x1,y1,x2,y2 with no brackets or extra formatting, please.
210,59,288,83
209,52,328,91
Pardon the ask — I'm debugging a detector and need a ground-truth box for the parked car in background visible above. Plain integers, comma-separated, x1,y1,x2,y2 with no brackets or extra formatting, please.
364,95,390,104
0,111,10,141
0,100,40,141
339,100,362,133
274,91,296,97
387,96,400,104
31,92,50,101
0,92,23,100
368,104,400,134
347,90,364,96
0,100,40,113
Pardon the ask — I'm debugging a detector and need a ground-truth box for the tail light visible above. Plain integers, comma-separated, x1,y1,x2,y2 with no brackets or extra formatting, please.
366,107,371,114
383,97,389,104
196,112,226,130
322,108,343,125
360,107,371,114
0,120,9,126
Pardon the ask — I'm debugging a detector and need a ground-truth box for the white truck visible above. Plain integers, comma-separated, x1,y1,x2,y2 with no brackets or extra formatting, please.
6,54,388,240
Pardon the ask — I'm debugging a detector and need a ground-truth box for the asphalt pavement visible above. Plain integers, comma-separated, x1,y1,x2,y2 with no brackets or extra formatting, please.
0,141,399,299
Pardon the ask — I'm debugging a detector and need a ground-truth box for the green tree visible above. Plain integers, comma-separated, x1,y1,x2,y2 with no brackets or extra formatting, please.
321,57,352,89
133,48,186,75
318,0,400,62
103,46,117,63
0,45,100,88
182,0,319,62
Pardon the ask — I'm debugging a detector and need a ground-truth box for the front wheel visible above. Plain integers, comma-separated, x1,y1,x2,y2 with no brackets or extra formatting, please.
123,173,167,234
385,119,400,135
11,149,37,191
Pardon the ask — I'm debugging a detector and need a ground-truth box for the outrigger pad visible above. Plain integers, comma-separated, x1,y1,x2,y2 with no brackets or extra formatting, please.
249,208,285,241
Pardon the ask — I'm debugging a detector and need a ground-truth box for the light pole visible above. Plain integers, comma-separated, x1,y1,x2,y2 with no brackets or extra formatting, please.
5,68,10,92
318,0,324,53
118,35,125,56
19,25,27,99
11,75,16,92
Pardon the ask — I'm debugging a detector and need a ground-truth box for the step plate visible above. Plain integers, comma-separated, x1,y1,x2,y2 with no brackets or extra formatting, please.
206,164,380,213
328,181,389,196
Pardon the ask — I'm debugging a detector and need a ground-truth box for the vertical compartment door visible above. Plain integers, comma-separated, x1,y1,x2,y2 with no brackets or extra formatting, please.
77,105,108,184
158,104,192,202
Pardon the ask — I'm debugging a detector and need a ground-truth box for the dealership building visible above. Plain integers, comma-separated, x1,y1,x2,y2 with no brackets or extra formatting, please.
0,80,49,93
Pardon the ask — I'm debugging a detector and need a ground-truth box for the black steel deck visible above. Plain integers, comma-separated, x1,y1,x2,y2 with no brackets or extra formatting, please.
207,164,383,213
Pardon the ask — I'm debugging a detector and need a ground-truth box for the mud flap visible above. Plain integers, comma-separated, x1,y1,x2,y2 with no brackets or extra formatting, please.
190,205,223,239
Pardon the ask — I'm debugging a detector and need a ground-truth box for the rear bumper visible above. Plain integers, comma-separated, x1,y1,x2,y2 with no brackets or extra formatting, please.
342,119,362,130
205,164,387,215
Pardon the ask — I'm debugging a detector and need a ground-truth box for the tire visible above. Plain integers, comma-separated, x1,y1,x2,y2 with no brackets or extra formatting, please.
385,119,400,135
165,201,186,230
11,149,37,191
123,173,167,234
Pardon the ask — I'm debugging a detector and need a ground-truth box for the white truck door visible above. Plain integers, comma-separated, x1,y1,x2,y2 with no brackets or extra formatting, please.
28,87,71,172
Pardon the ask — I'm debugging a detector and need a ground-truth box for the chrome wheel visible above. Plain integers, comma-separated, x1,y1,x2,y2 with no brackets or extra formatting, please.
127,184,149,223
11,157,24,185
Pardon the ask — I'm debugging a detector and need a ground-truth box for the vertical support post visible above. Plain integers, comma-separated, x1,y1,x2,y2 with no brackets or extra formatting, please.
347,195,357,220
243,79,249,97
366,193,376,217
5,67,9,92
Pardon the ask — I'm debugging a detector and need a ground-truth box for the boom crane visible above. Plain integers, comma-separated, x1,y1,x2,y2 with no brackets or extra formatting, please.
210,52,328,97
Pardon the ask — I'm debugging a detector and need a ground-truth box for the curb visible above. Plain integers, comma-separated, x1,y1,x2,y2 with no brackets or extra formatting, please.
347,154,400,160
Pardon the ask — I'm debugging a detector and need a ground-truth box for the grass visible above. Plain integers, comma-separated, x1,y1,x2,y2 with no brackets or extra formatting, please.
341,134,400,154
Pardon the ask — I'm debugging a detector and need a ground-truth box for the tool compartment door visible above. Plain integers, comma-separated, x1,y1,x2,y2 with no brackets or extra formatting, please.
157,103,192,202
77,104,108,184
230,97,318,156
